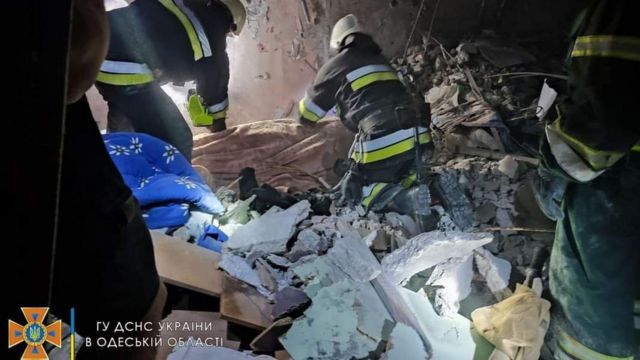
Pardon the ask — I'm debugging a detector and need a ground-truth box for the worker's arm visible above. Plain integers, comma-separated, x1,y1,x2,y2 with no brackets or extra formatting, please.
544,0,640,182
192,31,230,132
298,60,339,125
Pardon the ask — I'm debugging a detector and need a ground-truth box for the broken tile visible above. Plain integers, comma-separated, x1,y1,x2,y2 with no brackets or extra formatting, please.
381,231,493,285
382,323,427,360
474,248,512,301
271,287,311,321
426,255,473,318
224,200,311,254
327,228,382,282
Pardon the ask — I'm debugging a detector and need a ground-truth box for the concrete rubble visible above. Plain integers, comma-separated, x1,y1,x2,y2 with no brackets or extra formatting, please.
382,323,428,360
381,231,493,285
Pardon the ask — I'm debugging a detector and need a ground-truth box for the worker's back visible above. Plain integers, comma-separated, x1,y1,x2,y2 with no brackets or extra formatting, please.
106,0,230,84
319,34,416,134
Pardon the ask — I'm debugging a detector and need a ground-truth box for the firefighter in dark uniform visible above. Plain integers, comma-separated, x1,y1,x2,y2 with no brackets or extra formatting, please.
298,14,434,229
96,0,247,161
536,0,640,358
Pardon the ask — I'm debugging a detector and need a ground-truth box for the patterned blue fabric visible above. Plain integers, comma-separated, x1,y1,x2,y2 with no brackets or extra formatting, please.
103,133,224,229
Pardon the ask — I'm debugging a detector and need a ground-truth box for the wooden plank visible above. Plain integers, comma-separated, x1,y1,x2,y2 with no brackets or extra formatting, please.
250,317,293,352
155,311,239,360
220,274,274,330
275,350,292,360
151,231,224,297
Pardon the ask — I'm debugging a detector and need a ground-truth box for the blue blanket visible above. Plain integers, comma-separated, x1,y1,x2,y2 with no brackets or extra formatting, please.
103,133,224,229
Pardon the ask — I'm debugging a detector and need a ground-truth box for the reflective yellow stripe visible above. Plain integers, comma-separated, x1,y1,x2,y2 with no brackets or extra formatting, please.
351,132,431,164
187,94,214,126
401,173,417,189
211,109,227,120
159,0,204,60
632,144,640,153
551,120,624,170
558,331,634,360
351,72,399,91
572,35,640,62
299,99,321,122
96,71,154,85
362,183,388,208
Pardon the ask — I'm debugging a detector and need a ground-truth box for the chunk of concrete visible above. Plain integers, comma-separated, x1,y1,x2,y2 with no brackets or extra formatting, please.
381,231,493,285
399,288,476,360
426,255,473,318
498,155,519,179
474,248,512,300
266,254,291,269
287,228,331,262
382,323,427,360
327,227,382,282
224,200,311,254
255,259,279,293
292,256,348,298
271,287,311,321
219,253,262,289
280,280,392,360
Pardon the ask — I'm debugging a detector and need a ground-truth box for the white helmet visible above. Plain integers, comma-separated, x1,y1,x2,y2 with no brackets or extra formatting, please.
330,14,366,50
219,0,247,35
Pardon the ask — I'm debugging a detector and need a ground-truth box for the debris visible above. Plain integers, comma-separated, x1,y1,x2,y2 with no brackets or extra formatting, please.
292,256,348,298
398,287,477,360
475,39,536,68
271,287,311,321
425,255,473,318
255,259,279,293
287,228,331,262
498,155,519,179
381,231,493,285
280,280,392,360
219,254,263,291
535,81,558,121
224,200,311,253
327,226,382,282
474,248,512,300
266,254,291,269
168,341,275,360
475,202,497,224
250,317,293,353
382,323,428,360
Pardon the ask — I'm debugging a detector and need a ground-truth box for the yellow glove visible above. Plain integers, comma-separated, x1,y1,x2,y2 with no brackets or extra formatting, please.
187,93,214,127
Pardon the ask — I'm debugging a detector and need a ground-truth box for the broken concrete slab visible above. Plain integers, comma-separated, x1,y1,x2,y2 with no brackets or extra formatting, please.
353,282,395,343
385,212,420,237
280,280,392,360
292,256,348,298
271,287,311,321
219,253,262,290
266,254,291,269
399,287,476,360
287,228,331,262
250,317,293,353
327,228,382,282
475,248,512,301
381,231,493,285
224,200,311,254
498,155,519,179
382,323,427,360
426,255,473,318
168,341,276,359
255,259,279,293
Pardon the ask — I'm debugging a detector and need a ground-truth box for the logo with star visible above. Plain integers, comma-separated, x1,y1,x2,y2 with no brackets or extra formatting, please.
8,307,62,359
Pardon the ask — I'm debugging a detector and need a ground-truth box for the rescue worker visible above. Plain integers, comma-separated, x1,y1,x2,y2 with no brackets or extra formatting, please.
535,0,640,358
96,0,247,160
298,14,434,229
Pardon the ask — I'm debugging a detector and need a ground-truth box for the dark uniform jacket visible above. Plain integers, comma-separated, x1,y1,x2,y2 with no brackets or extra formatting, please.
98,0,230,116
299,34,431,182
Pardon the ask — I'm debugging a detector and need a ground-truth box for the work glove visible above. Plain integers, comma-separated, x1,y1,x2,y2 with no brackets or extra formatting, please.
336,168,364,208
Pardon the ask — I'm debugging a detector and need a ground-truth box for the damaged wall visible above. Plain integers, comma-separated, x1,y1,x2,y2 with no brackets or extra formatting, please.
91,0,583,127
